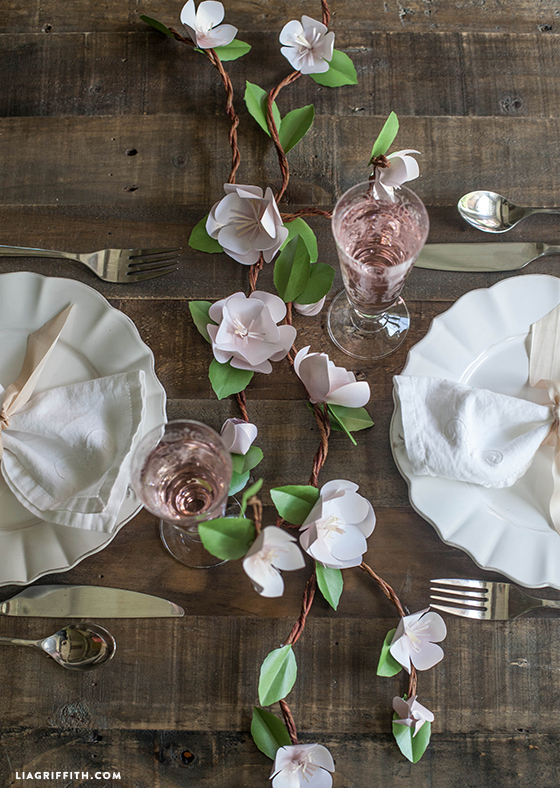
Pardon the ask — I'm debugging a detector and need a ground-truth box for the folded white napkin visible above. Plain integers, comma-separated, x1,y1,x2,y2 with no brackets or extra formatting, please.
0,306,146,534
393,375,553,487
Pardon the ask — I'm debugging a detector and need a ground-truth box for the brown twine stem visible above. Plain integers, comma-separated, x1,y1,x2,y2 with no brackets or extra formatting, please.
248,253,264,294
321,0,332,26
266,71,302,203
282,208,333,221
285,572,317,646
279,699,299,744
236,390,250,422
309,404,331,487
250,496,263,536
359,562,418,698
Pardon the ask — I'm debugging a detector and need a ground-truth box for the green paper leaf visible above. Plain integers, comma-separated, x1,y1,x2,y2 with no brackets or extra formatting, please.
189,300,215,343
270,485,320,525
232,445,263,474
258,645,297,706
198,517,255,560
377,628,402,677
310,50,358,88
294,262,335,304
244,82,282,137
188,214,223,253
371,111,399,159
241,477,264,515
273,235,311,303
315,563,343,610
328,404,374,433
282,218,318,263
209,359,253,400
251,707,292,760
392,715,431,763
212,39,251,61
278,104,315,153
139,15,174,38
228,469,250,496
327,403,357,446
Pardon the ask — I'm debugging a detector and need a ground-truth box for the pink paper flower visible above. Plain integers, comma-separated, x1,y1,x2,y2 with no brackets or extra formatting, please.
243,526,305,597
294,346,371,407
271,743,335,788
220,418,257,455
279,16,335,75
389,609,447,673
393,695,434,736
208,291,297,374
206,184,288,266
299,479,376,569
180,0,237,49
371,149,421,201
293,297,326,317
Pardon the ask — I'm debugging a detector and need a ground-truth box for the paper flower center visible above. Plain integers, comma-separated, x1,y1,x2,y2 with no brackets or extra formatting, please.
230,202,268,240
316,513,345,538
232,318,263,346
295,28,322,50
405,620,429,652
291,756,318,779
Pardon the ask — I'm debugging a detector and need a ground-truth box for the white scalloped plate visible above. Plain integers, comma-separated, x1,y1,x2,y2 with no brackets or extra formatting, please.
0,272,166,585
391,274,560,589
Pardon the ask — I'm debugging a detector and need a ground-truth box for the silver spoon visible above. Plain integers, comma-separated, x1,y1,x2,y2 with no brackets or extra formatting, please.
458,190,560,233
0,623,116,670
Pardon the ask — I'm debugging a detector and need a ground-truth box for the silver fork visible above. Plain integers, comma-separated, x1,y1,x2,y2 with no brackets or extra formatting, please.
0,244,180,283
430,578,560,620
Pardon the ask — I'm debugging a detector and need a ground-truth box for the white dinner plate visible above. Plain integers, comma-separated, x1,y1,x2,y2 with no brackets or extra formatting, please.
0,272,166,585
391,274,560,589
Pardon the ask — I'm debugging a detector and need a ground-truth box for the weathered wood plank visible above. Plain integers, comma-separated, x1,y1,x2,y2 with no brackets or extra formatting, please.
1,115,559,206
0,616,558,734
2,729,559,787
2,31,559,120
0,0,557,35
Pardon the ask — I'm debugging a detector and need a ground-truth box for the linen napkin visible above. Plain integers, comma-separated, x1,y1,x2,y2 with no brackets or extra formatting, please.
393,302,560,532
0,306,146,533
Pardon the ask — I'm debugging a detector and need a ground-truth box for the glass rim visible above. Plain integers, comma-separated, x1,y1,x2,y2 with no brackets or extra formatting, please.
331,182,430,270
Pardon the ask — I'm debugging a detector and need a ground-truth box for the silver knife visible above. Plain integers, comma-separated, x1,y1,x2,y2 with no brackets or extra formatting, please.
0,585,184,618
415,242,560,272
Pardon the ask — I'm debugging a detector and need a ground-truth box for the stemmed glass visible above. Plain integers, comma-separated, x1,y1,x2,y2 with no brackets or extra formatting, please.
328,182,430,360
130,419,232,568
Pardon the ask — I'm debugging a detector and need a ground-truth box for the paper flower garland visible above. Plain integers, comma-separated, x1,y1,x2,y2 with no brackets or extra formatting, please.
243,526,306,597
299,479,376,569
207,184,289,265
180,0,237,49
208,291,297,373
279,16,335,75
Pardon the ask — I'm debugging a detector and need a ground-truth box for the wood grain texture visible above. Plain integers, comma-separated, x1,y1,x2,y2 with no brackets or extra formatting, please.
2,31,559,120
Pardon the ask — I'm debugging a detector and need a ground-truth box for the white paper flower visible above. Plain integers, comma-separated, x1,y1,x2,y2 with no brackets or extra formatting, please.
243,526,306,597
208,291,297,374
271,743,335,788
389,608,447,673
180,0,237,49
371,150,421,201
294,346,371,407
220,418,257,455
279,16,335,75
293,297,326,317
299,480,376,569
393,695,434,736
206,184,289,266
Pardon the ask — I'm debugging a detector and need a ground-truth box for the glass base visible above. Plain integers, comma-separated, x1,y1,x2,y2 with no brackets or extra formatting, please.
159,520,227,568
327,290,410,360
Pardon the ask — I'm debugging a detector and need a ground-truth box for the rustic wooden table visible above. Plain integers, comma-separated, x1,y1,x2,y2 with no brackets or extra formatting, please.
1,0,560,785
